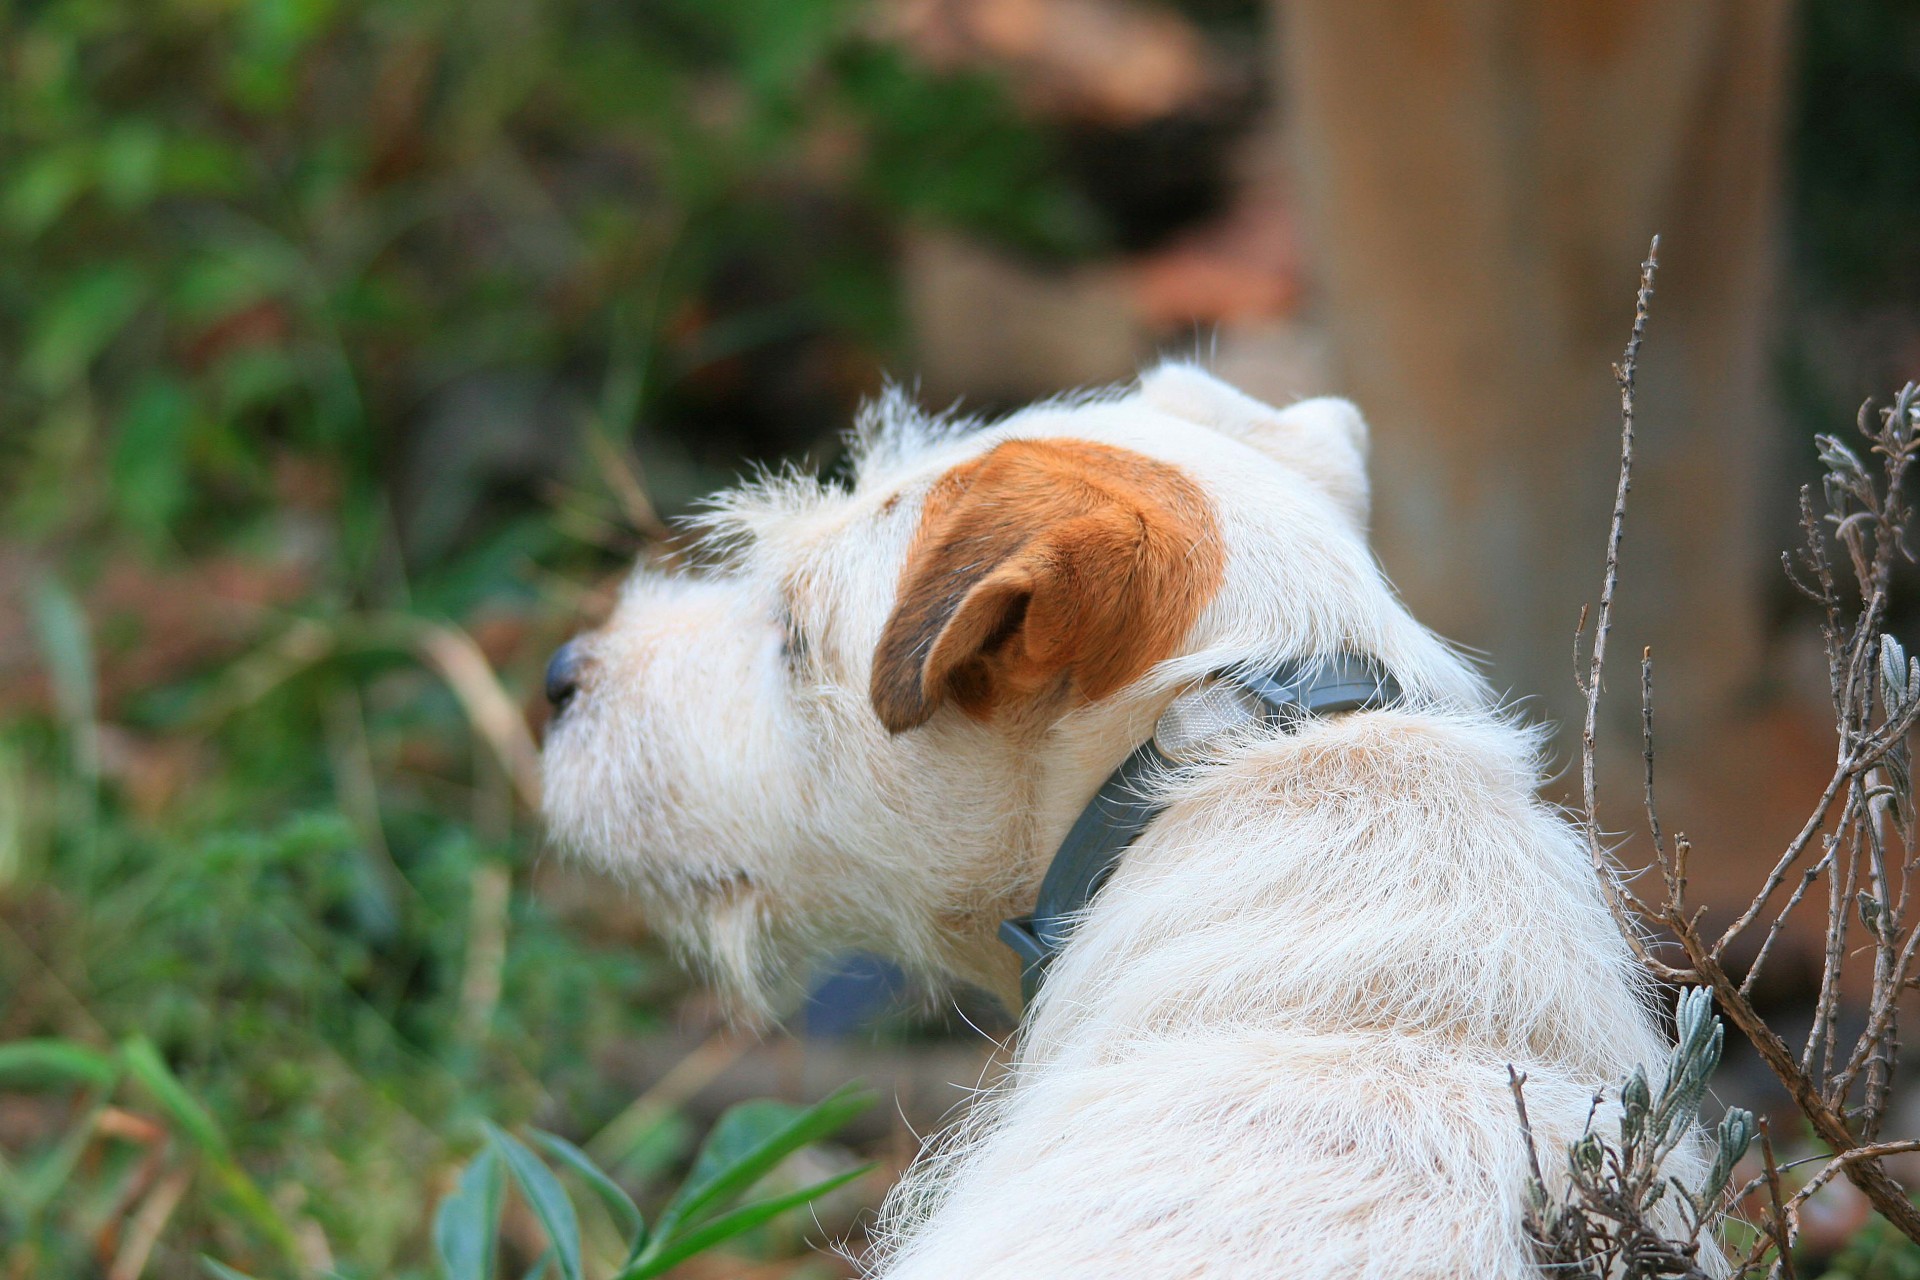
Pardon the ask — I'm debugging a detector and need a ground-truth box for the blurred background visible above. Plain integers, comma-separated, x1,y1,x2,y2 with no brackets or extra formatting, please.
2,0,1918,1275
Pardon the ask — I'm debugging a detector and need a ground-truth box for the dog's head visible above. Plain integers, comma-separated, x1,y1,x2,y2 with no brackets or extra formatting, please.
540,364,1480,1010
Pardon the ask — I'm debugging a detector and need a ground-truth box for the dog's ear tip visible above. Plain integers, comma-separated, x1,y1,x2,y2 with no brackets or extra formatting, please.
869,670,935,734
874,706,924,735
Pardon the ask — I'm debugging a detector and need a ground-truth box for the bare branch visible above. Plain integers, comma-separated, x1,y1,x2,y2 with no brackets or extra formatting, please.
1558,241,1920,1266
1789,1140,1920,1212
1577,238,1696,983
1583,237,1659,872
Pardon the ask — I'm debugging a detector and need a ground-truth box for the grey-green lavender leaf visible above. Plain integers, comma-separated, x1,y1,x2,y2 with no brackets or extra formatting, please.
1701,1108,1754,1202
1620,1066,1650,1148
1883,635,1909,711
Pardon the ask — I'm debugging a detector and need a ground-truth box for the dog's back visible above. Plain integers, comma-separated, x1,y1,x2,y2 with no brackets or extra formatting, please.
875,709,1705,1278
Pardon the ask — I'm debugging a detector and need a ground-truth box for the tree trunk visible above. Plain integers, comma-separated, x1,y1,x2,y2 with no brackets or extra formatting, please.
1276,0,1794,761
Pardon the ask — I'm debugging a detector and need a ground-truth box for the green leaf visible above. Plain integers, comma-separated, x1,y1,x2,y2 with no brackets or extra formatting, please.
201,1259,263,1280
653,1086,873,1243
485,1125,584,1280
528,1128,644,1242
97,121,165,210
4,143,91,238
158,135,249,197
522,1251,553,1280
0,1039,119,1091
121,1036,228,1158
621,1165,870,1279
435,1149,504,1280
22,262,147,392
114,374,195,539
588,1104,692,1181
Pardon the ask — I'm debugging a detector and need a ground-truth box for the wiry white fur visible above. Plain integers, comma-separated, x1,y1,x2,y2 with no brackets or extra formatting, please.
541,363,1719,1277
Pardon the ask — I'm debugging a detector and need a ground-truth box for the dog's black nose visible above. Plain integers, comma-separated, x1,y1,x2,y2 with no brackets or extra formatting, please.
545,641,585,713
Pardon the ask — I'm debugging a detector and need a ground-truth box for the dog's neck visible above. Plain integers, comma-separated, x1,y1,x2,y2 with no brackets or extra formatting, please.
1009,699,1664,1088
1001,655,1403,1002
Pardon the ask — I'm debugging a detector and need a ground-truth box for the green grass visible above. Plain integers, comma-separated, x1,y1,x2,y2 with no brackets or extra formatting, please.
0,2,1087,1272
0,567,879,1277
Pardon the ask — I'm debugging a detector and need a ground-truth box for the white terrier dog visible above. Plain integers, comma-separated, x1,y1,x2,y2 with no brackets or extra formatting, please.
541,365,1711,1277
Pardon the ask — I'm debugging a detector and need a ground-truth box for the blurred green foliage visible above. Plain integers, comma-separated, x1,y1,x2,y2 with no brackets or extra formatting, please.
1822,1219,1920,1280
0,1,1088,1274
0,0,1094,567
3,1033,874,1280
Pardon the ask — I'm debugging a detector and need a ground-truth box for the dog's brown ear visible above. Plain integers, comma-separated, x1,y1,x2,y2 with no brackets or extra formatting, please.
870,438,1222,733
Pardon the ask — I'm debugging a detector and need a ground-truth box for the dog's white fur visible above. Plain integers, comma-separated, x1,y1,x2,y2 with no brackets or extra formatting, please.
542,365,1714,1277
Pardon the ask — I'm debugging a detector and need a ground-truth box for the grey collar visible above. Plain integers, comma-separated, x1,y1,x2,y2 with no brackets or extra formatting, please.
998,654,1402,1003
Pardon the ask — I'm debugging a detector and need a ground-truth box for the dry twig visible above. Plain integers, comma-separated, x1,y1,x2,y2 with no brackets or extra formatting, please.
1566,234,1920,1266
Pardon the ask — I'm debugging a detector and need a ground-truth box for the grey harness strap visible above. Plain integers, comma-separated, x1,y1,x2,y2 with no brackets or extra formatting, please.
998,654,1402,1003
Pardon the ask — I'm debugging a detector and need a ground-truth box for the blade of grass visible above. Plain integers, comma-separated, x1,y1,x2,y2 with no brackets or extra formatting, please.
527,1129,644,1242
651,1086,873,1243
621,1165,871,1279
484,1125,583,1280
435,1148,504,1280
0,1039,120,1091
120,1037,227,1157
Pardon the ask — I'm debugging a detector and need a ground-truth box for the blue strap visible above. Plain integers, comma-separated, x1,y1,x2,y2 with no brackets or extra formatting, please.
999,654,1400,1002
